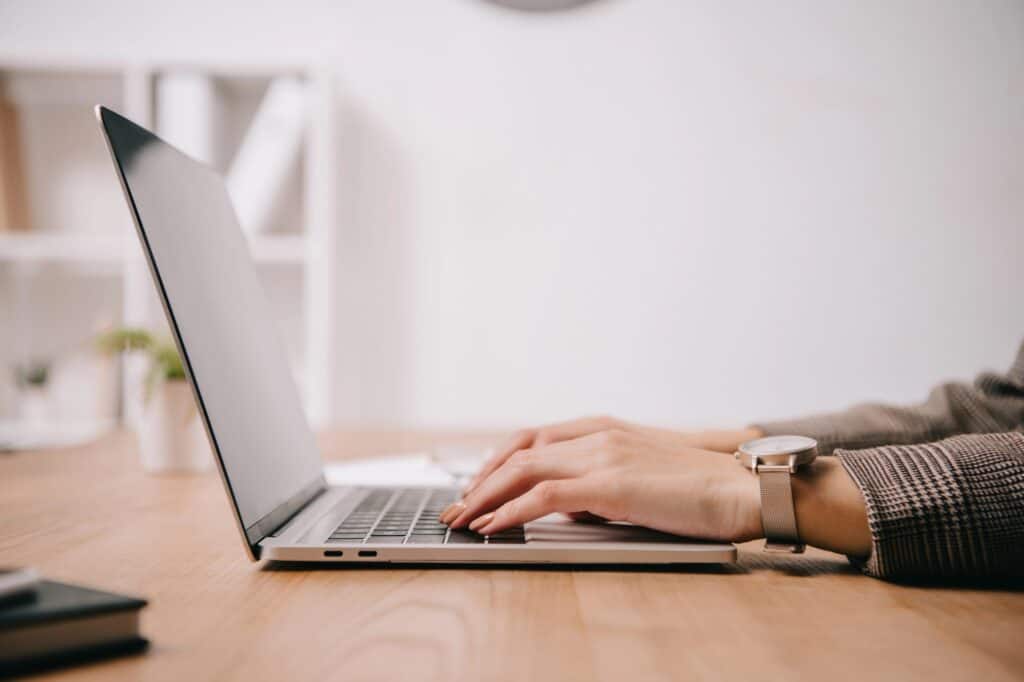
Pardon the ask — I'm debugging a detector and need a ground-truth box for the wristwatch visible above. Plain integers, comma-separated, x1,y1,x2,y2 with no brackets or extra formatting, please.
735,435,818,553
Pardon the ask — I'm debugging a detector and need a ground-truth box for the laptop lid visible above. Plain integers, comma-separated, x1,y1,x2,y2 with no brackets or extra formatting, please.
97,106,325,559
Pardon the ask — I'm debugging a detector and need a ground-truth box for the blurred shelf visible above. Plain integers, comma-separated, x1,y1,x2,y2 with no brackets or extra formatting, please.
0,61,335,426
0,232,125,264
247,234,307,264
0,232,307,266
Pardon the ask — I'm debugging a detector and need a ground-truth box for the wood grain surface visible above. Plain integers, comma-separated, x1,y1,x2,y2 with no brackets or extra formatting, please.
2,430,1022,681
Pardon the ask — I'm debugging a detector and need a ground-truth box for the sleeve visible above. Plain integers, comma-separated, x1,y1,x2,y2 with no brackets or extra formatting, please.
753,340,1024,455
835,431,1024,579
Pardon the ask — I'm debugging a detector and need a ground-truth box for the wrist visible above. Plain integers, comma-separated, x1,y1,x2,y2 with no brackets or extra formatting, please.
730,440,870,555
724,463,764,543
791,458,871,557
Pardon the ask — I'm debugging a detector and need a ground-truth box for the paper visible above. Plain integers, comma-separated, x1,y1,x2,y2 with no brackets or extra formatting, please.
323,447,490,488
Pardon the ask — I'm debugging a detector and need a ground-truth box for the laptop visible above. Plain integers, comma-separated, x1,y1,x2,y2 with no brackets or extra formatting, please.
96,106,737,566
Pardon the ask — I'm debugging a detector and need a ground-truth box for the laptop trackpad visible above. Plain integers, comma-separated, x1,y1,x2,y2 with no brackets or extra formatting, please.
524,514,692,544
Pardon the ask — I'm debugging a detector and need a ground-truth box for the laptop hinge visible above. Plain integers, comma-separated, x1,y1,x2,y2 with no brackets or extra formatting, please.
245,478,327,546
267,487,327,537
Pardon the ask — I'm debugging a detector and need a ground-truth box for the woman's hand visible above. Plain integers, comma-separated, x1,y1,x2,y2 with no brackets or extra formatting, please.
463,415,762,494
443,426,873,558
442,429,764,543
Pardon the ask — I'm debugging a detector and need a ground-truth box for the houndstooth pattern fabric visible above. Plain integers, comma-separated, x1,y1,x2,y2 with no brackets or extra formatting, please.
837,432,1024,578
757,340,1024,579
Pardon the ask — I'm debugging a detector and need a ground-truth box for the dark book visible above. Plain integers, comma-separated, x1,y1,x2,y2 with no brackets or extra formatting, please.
0,580,148,677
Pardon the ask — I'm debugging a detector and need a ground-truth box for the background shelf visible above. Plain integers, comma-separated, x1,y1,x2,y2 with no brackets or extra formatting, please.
0,232,308,265
0,61,336,431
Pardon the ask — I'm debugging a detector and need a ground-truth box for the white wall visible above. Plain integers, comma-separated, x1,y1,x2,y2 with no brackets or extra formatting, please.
3,0,1023,429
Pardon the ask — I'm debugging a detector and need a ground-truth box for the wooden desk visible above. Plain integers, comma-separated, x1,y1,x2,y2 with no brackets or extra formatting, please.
3,431,1023,681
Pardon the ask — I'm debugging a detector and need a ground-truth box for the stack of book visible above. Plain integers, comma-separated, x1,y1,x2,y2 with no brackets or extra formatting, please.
0,568,148,676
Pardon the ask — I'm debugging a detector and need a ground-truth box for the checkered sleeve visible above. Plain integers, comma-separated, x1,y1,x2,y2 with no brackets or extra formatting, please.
754,340,1024,455
835,431,1024,579
751,340,1024,579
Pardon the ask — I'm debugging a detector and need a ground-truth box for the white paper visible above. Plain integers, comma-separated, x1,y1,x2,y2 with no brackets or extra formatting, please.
323,449,488,488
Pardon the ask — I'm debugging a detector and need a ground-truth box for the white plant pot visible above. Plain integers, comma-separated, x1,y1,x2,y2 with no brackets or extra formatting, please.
18,386,51,425
137,380,212,474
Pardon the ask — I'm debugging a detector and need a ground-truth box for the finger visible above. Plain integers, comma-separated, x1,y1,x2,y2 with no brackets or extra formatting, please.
448,440,594,528
465,416,619,494
530,416,621,448
449,429,624,526
475,478,608,535
464,429,535,494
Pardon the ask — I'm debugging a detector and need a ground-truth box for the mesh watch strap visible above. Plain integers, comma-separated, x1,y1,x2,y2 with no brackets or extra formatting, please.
758,469,804,553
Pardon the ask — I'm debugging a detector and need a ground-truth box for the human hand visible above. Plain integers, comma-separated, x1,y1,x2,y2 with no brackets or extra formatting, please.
442,429,764,542
463,415,762,494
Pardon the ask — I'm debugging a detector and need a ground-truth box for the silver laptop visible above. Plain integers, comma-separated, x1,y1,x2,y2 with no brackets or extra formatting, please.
96,106,736,566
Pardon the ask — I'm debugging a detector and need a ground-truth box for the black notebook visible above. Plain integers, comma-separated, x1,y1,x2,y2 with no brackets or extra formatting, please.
0,579,148,677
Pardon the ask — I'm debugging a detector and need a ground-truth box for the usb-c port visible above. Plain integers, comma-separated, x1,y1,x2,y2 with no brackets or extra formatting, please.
324,550,343,557
358,550,377,558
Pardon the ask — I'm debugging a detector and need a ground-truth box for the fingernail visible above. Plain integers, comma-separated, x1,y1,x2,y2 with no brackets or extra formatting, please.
477,522,496,536
439,501,466,524
469,512,495,532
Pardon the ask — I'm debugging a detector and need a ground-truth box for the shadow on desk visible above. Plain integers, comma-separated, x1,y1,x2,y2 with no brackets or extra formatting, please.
737,551,860,577
739,552,1024,591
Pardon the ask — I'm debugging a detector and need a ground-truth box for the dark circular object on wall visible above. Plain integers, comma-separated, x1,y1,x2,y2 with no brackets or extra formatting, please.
483,0,602,11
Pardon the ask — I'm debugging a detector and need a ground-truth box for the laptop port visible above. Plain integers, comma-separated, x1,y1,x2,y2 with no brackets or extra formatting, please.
323,550,343,557
358,550,377,558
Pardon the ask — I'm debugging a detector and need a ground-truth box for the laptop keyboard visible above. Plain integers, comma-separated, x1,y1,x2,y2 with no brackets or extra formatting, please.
326,488,526,545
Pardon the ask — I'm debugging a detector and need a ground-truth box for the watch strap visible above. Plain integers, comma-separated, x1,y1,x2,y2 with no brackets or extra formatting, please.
758,468,805,553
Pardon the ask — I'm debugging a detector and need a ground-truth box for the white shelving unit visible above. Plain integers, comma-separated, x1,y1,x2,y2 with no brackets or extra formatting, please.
0,58,337,431
0,232,308,266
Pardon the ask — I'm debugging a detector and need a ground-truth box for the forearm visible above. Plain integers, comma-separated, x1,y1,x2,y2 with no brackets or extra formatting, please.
754,341,1024,454
754,388,964,454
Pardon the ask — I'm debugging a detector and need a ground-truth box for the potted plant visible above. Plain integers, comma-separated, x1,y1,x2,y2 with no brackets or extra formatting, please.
13,360,52,425
97,328,211,473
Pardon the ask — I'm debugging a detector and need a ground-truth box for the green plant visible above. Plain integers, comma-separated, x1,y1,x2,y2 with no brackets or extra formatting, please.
96,328,186,398
13,360,50,388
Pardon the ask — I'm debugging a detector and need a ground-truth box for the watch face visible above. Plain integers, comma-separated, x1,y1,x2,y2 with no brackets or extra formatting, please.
741,435,817,456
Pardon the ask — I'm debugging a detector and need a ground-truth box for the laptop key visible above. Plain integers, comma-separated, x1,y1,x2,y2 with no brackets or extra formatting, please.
407,534,446,544
366,536,406,544
446,530,485,544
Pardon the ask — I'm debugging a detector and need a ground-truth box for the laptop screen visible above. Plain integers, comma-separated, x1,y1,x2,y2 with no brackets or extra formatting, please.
99,108,324,552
